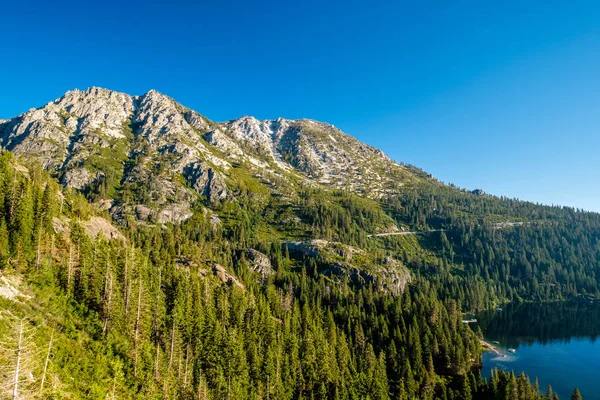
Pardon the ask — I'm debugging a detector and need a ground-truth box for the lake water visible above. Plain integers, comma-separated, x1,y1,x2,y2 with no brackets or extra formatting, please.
476,302,600,400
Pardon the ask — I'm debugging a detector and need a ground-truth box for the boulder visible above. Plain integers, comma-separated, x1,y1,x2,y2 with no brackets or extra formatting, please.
245,249,274,278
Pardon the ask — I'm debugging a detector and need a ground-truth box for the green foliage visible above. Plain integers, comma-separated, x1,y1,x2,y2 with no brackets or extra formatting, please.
0,149,591,399
388,182,600,308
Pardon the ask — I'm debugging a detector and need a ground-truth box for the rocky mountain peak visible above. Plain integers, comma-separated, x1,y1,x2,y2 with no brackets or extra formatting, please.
0,87,422,223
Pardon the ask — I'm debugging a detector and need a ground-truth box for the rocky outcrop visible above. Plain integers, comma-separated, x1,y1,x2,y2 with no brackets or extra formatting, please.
282,240,322,259
211,264,244,289
0,88,234,223
0,275,30,301
244,249,274,278
61,167,94,190
52,216,126,241
283,239,364,262
0,87,133,171
379,257,412,295
283,240,410,295
322,260,410,296
222,116,417,194
183,162,227,203
1,86,425,224
84,217,127,241
203,129,244,159
157,203,194,224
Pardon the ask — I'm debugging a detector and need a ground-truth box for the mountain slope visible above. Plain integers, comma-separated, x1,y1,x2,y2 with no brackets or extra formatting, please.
0,88,598,399
1,87,599,308
0,151,550,399
0,87,423,224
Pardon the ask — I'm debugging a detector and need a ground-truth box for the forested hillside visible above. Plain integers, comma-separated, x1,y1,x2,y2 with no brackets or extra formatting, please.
0,150,587,399
387,183,600,309
0,152,592,399
0,87,597,399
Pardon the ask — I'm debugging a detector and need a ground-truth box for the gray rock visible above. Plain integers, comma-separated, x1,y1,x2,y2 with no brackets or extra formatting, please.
134,204,153,221
183,161,227,203
283,240,410,295
283,241,321,258
379,257,412,295
157,203,193,224
61,167,93,190
245,249,274,278
211,264,244,289
1,86,426,225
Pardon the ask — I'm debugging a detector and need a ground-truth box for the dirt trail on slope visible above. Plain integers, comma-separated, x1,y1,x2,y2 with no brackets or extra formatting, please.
369,221,530,238
368,229,446,238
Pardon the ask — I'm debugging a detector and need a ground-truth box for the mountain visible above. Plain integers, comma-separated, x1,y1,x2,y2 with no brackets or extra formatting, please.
0,87,423,224
2,86,600,304
0,151,549,399
0,87,598,399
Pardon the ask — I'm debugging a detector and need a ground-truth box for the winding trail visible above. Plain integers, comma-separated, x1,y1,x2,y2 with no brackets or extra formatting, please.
368,229,446,238
369,221,530,238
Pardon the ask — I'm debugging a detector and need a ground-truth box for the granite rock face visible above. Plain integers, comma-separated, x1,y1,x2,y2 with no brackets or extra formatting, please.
244,249,274,278
283,240,411,295
211,264,244,289
1,87,422,223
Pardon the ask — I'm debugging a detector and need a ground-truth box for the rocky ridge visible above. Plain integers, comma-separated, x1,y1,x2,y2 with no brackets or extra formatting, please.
283,240,411,295
0,87,421,223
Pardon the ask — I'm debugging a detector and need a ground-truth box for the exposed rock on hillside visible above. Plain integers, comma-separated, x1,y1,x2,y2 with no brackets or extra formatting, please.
0,275,30,301
212,264,244,289
183,162,227,203
380,257,412,294
52,216,126,241
283,240,411,295
244,249,274,278
1,87,424,223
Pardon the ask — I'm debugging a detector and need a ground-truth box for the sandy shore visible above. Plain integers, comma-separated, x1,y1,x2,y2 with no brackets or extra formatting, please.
480,339,502,355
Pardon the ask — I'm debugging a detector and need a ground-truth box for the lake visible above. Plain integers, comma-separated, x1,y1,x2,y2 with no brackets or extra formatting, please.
476,302,600,400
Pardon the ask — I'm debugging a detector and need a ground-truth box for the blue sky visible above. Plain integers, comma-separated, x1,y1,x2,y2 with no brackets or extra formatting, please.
1,1,599,211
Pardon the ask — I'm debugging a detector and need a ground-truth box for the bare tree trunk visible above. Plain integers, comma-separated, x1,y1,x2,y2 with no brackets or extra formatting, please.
67,243,73,295
154,342,160,381
124,248,131,316
40,330,54,393
103,259,113,337
49,233,55,269
133,279,143,377
36,228,43,269
8,177,17,220
12,318,24,400
178,350,183,383
183,345,190,389
168,323,176,369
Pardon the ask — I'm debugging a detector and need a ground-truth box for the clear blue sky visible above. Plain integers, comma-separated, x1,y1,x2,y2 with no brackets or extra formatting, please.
1,1,599,211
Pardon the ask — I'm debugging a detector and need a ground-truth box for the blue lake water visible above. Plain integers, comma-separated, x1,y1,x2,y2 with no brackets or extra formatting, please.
476,302,600,400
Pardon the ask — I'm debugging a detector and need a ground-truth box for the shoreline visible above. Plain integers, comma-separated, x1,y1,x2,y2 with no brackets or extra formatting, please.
480,339,502,356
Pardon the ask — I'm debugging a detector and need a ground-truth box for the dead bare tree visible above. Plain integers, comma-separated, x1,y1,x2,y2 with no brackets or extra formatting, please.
0,313,44,399
133,276,144,378
39,330,53,394
102,252,114,338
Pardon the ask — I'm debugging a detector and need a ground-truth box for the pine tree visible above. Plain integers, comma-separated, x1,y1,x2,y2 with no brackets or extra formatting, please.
571,388,583,400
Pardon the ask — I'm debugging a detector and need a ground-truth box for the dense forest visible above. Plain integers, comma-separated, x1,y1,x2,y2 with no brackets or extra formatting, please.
388,184,600,307
0,150,595,399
